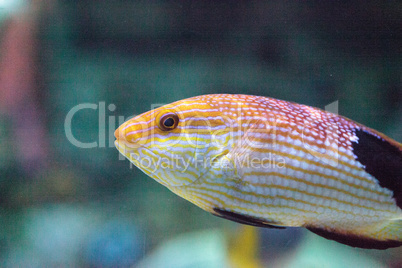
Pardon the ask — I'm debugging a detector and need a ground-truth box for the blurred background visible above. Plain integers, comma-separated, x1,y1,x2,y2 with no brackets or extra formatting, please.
0,0,401,267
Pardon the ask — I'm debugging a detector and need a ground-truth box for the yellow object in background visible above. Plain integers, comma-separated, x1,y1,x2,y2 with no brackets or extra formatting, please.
228,225,262,268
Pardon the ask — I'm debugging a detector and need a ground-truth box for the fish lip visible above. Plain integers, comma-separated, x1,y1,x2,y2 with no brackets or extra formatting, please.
114,139,142,150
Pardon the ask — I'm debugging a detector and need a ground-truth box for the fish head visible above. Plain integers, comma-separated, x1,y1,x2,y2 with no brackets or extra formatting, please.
115,97,233,187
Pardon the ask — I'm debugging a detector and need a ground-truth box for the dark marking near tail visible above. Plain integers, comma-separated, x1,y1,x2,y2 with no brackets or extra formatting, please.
306,226,402,249
352,129,402,209
212,208,285,229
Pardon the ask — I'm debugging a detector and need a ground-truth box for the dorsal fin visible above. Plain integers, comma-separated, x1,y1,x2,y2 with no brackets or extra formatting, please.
212,208,285,229
352,129,402,208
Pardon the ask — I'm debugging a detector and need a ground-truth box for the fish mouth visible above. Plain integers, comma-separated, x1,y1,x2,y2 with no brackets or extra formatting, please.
114,123,143,151
114,139,142,153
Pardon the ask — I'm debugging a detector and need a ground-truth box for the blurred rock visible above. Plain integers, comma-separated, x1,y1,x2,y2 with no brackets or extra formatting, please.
137,229,229,268
83,220,143,267
4,204,99,267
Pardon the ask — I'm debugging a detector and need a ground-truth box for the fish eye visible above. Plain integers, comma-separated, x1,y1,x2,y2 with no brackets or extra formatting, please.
157,112,179,131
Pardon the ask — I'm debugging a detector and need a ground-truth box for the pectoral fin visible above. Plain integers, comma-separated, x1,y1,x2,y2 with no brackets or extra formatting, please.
212,208,286,229
225,118,284,176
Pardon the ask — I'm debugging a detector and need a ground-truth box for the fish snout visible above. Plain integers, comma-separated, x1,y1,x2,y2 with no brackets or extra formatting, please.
114,118,149,149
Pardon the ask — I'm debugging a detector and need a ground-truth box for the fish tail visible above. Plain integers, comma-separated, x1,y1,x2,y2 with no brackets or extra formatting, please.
307,219,402,249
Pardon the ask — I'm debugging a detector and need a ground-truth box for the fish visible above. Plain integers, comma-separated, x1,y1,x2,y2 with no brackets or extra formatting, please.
114,94,402,249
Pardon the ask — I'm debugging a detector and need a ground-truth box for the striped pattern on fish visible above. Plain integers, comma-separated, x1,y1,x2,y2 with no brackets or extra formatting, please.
115,94,402,249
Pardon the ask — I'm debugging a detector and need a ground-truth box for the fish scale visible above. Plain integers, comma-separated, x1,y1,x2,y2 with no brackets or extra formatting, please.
115,94,402,249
